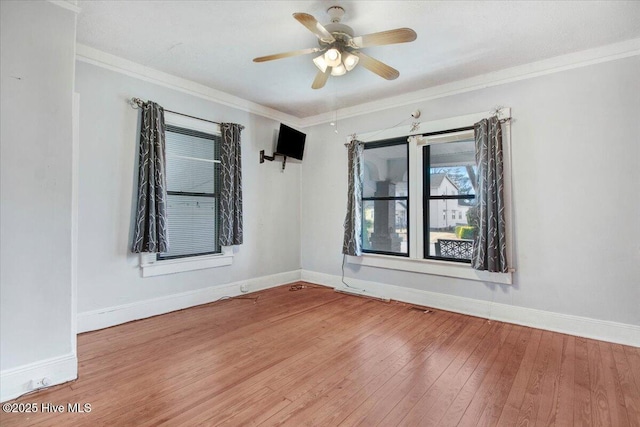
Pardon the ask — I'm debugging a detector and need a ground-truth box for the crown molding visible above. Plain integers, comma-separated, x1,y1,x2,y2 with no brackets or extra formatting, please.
75,44,302,127
47,0,81,14
298,38,640,127
76,37,640,129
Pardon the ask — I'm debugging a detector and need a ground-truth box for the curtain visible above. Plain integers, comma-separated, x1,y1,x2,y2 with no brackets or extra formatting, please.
471,116,508,272
132,101,169,253
342,139,365,256
219,123,245,246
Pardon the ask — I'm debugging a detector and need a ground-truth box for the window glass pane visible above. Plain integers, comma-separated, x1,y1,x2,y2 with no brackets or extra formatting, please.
363,144,408,198
363,199,408,254
426,198,476,260
160,195,218,258
429,139,476,195
166,128,219,194
166,157,216,194
166,129,217,161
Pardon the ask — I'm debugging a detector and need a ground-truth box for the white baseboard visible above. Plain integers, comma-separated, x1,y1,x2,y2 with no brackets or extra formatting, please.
301,270,640,348
77,270,302,333
1,353,78,403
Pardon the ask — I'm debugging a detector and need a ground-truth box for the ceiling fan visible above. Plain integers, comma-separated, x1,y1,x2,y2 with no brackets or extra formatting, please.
253,6,417,89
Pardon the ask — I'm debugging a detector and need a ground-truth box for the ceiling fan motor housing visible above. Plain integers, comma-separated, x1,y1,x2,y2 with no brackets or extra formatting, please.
320,25,354,56
322,6,354,48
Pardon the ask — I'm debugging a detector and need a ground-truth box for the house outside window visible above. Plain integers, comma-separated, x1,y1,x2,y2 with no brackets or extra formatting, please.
423,135,476,262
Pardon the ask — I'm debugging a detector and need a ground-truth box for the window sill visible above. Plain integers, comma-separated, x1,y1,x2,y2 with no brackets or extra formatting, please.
140,247,233,277
347,253,512,285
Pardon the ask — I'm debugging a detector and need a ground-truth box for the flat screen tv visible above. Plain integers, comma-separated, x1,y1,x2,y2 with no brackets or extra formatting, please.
276,123,306,160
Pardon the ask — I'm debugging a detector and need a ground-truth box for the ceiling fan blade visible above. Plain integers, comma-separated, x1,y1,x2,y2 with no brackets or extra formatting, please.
253,47,323,63
354,52,399,80
311,67,332,89
293,13,336,43
350,28,417,48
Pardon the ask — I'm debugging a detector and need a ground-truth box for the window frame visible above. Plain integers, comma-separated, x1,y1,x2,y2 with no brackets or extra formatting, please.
157,124,222,261
139,111,233,277
361,137,410,257
348,109,513,285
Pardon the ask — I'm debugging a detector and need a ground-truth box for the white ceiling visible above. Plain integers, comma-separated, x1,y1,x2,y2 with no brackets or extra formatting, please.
76,1,640,119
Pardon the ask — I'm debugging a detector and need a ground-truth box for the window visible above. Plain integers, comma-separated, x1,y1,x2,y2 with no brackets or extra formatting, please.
361,130,476,262
158,124,221,260
362,138,409,256
349,108,512,284
423,133,477,263
139,112,232,278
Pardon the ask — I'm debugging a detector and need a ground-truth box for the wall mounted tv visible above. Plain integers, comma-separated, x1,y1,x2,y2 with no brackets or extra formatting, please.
276,123,306,161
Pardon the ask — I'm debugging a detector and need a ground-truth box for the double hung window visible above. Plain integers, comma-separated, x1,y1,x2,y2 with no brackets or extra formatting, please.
158,124,221,260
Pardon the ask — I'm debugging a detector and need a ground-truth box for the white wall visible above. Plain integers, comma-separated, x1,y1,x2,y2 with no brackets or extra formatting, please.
0,0,77,396
1,2,637,401
74,62,301,315
301,56,640,327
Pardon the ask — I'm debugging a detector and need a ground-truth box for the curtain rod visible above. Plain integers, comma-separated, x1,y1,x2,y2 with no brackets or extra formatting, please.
130,97,221,126
346,112,512,146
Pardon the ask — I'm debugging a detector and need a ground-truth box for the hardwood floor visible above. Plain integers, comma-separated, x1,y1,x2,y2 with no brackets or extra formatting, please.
2,283,639,426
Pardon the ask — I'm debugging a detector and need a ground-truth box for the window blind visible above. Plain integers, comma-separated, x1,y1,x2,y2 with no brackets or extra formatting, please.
159,125,221,259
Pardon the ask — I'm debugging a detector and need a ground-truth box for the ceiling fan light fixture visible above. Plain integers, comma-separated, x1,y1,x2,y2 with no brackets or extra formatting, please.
343,52,359,71
313,54,328,73
324,48,342,67
331,63,347,76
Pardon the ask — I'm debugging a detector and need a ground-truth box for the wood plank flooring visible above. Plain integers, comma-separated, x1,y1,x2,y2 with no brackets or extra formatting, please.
2,283,638,426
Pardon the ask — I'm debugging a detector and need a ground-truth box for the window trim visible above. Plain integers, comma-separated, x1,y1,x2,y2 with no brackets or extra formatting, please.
140,247,233,278
348,108,513,285
138,111,233,277
346,252,512,285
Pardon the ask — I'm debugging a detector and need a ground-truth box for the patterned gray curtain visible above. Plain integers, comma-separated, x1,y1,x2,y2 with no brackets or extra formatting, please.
219,123,245,246
342,139,365,256
471,116,508,272
132,101,169,253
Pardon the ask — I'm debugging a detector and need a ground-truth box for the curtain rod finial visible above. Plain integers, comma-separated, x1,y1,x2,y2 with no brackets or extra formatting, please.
345,133,358,147
130,97,145,109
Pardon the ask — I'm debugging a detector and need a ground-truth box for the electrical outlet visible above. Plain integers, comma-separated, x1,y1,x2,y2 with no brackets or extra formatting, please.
240,284,248,293
30,377,51,390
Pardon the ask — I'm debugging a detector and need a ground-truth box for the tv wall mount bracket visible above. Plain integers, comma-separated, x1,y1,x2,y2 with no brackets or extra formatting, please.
260,150,288,170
